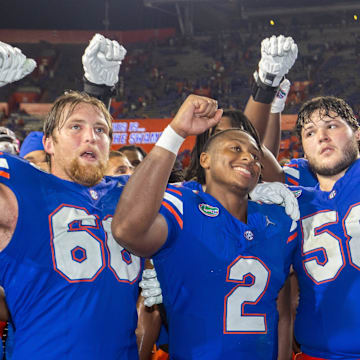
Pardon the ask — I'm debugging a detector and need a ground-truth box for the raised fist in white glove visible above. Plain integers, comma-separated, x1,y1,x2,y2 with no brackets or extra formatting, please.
271,78,291,113
249,182,300,221
139,268,163,307
257,35,298,87
82,33,126,87
0,42,36,87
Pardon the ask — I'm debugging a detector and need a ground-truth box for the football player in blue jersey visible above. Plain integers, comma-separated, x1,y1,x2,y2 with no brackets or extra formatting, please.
243,35,360,358
0,90,143,359
288,96,360,360
0,41,37,360
112,94,301,359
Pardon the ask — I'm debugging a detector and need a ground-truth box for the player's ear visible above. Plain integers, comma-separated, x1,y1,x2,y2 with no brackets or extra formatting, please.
355,129,360,141
200,152,210,170
43,135,54,156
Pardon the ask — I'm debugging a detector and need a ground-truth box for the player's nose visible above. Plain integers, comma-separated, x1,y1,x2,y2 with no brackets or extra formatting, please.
84,126,97,143
317,127,330,143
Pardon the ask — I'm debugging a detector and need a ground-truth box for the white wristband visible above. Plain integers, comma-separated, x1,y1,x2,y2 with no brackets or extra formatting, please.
156,125,185,155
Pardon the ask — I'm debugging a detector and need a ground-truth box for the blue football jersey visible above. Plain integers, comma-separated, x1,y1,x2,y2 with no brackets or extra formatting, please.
153,184,297,359
181,180,204,192
292,159,360,359
0,153,143,360
283,158,317,187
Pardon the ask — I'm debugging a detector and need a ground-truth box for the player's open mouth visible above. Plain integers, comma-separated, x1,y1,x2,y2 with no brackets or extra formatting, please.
81,151,97,161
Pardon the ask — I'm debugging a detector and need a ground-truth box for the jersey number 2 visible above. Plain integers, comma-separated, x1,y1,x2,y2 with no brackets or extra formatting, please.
224,255,270,333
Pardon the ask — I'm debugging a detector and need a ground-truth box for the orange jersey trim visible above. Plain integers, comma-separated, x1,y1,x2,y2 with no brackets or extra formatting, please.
162,201,183,229
287,177,299,186
0,170,10,179
287,232,298,243
294,353,328,360
166,187,182,196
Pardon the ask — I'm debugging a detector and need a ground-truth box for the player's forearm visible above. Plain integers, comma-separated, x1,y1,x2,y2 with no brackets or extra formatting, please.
111,146,175,255
244,96,271,143
259,147,286,183
0,287,9,322
277,277,293,360
263,112,281,157
244,96,286,183
136,296,162,360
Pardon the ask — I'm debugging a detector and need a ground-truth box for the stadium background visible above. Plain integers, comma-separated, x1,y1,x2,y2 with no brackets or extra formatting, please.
1,0,360,163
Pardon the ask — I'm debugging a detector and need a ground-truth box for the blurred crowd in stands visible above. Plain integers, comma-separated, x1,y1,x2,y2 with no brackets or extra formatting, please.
1,13,360,163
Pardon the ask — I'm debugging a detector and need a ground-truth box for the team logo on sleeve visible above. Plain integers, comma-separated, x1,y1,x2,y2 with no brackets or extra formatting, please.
291,189,302,198
198,203,219,217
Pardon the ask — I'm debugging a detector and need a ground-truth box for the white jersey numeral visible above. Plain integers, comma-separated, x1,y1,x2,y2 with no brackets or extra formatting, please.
103,217,141,283
301,204,360,283
224,256,270,333
302,211,344,283
50,205,141,283
344,203,360,270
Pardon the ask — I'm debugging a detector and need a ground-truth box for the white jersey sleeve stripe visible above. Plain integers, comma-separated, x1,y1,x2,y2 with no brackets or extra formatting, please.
163,192,183,215
0,158,9,169
283,166,300,179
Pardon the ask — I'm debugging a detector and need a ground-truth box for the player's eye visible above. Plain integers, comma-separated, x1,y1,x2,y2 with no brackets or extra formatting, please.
95,127,105,134
71,124,80,130
117,166,128,174
231,146,241,152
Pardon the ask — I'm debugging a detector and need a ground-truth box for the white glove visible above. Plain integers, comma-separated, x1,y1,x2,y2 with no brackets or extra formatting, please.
139,268,163,307
270,78,291,113
0,42,36,87
257,35,298,87
82,33,127,87
249,182,300,221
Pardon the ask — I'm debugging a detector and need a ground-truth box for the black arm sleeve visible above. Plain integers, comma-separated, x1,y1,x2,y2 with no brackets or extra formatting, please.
251,74,279,104
83,77,116,110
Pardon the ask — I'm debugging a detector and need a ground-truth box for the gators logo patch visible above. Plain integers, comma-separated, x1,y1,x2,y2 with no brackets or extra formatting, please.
292,189,302,198
199,203,219,217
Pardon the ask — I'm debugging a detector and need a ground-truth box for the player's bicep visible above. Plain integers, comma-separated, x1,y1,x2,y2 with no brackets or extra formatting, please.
0,183,17,251
135,213,169,257
132,186,183,257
